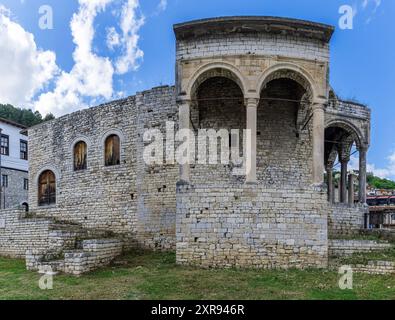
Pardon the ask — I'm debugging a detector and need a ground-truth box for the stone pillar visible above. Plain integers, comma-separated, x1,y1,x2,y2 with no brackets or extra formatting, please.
245,98,258,184
312,101,326,185
348,173,355,205
340,158,348,203
358,146,368,204
178,100,190,183
326,166,334,203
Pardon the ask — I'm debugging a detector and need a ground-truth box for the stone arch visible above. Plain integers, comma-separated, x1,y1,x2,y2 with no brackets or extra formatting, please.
186,62,247,100
69,136,92,153
34,165,61,185
257,63,318,102
325,119,363,149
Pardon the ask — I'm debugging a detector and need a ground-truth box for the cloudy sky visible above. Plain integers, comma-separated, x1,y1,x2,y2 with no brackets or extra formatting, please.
0,0,394,179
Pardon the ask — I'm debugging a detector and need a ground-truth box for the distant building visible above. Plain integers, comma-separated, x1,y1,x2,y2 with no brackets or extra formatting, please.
0,118,28,209
367,195,395,229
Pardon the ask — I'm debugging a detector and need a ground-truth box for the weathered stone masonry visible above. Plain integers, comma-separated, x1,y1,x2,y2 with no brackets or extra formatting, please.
0,16,372,273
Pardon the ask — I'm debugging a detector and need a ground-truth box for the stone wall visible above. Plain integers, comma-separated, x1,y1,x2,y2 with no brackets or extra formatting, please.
352,261,394,275
176,32,330,62
176,183,329,269
64,239,122,275
0,208,52,258
27,86,178,250
1,168,28,209
328,239,391,257
328,203,366,237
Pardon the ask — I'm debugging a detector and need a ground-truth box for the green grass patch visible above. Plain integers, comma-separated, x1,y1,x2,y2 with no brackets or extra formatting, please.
329,234,390,243
0,251,394,300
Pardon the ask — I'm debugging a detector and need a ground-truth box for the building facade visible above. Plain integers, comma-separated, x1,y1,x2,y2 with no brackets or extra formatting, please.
0,118,28,209
0,17,371,271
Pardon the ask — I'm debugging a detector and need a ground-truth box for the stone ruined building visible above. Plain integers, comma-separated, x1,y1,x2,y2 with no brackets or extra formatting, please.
0,17,371,274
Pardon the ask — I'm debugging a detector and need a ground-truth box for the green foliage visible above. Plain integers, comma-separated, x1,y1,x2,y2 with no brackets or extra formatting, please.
0,104,55,127
0,251,394,300
367,173,395,190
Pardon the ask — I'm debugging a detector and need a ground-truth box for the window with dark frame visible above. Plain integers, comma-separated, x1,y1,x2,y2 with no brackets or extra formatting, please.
1,135,9,156
20,140,28,160
73,141,87,171
2,175,8,188
23,178,29,190
104,134,120,166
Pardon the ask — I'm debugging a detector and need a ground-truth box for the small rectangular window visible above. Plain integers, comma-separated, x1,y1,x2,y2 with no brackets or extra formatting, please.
20,140,28,160
2,175,8,188
1,135,9,156
23,178,29,190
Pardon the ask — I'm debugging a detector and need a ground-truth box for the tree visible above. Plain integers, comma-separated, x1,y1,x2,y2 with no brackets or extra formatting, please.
367,173,395,190
0,104,55,127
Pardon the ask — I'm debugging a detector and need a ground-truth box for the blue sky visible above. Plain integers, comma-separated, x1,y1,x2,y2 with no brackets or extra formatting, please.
0,0,394,178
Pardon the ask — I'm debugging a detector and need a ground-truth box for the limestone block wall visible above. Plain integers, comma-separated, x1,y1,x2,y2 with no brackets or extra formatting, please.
328,239,391,257
0,208,53,258
328,203,366,237
176,33,330,62
1,168,28,209
176,183,329,269
64,239,122,275
27,86,178,250
135,87,179,250
353,261,394,275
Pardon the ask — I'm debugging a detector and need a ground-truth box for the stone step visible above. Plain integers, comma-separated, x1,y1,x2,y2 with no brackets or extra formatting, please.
37,259,65,274
328,239,392,257
30,238,123,276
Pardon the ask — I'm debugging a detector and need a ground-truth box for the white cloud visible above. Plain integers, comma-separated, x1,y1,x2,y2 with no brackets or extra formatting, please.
106,26,120,49
367,150,395,179
34,0,115,116
34,0,144,116
158,0,168,12
340,149,395,180
114,0,145,74
0,5,58,107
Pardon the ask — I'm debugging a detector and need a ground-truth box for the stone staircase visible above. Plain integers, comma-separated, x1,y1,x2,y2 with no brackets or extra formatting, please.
25,218,123,275
328,236,395,275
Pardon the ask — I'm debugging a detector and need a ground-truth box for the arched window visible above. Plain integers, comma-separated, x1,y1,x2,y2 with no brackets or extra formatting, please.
38,170,56,206
104,134,120,166
74,141,87,171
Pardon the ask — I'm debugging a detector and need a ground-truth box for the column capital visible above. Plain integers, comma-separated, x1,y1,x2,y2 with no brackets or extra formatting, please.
312,100,327,111
357,144,369,153
340,156,350,164
176,98,191,106
325,165,333,172
245,97,259,108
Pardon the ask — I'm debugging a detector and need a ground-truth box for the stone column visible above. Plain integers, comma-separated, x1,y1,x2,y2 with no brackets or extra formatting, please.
326,166,334,203
178,100,190,183
358,146,368,204
348,173,355,205
340,158,348,203
312,101,326,185
245,98,258,184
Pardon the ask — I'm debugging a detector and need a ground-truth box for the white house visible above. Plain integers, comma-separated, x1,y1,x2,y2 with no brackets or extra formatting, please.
0,117,28,209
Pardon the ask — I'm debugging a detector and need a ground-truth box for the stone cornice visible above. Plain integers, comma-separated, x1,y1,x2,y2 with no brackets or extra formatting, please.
174,16,335,43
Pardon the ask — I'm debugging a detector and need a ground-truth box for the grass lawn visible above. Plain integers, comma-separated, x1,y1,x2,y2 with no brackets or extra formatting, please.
0,251,394,300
